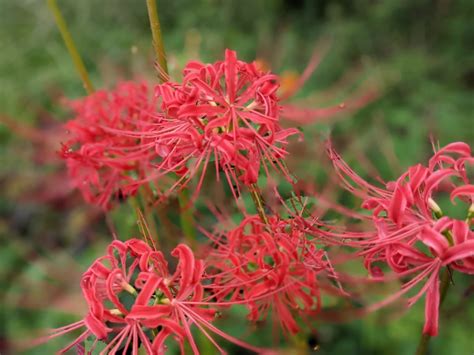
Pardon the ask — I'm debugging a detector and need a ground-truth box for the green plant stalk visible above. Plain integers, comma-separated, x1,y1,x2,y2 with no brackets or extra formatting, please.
145,0,169,83
145,1,196,247
138,187,161,247
177,188,197,249
248,183,269,225
47,0,94,94
129,194,159,247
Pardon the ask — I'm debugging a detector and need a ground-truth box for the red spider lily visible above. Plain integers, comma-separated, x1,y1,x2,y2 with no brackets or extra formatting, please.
37,238,262,354
141,49,300,201
61,81,161,209
322,141,474,336
326,142,472,244
67,50,300,205
364,217,474,335
206,214,339,335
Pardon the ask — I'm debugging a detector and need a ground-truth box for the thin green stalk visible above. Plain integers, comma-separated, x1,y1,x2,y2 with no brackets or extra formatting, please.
47,0,94,94
145,1,196,248
177,188,197,249
145,0,169,83
248,183,269,225
415,267,452,355
138,187,161,247
129,194,160,248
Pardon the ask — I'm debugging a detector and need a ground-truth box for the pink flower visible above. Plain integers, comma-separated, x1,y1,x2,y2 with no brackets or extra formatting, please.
147,49,300,200
38,239,262,354
207,215,337,335
327,142,472,243
364,218,474,336
325,141,474,336
61,81,160,209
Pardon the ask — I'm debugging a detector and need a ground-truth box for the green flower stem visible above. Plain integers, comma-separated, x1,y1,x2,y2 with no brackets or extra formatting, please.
138,187,161,247
177,188,197,249
145,1,196,248
145,0,169,83
248,183,269,225
47,0,95,94
129,193,160,249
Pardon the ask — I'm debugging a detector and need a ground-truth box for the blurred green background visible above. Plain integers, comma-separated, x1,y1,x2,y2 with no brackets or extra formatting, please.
1,0,473,354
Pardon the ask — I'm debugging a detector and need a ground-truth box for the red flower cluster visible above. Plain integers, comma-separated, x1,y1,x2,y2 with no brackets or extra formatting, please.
327,142,474,335
150,49,300,199
42,239,261,354
61,81,161,209
207,215,338,335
